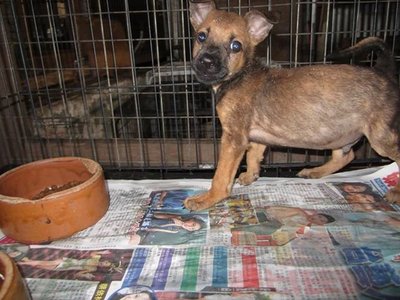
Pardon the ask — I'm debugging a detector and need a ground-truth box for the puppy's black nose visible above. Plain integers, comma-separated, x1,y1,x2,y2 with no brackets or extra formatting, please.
199,53,216,69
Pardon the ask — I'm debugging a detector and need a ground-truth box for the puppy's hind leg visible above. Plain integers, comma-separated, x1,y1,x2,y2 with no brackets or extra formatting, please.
237,142,266,185
385,160,400,204
385,162,400,204
297,148,355,179
366,131,400,204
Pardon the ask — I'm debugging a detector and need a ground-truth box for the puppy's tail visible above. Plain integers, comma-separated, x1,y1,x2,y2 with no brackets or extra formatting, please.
327,37,396,77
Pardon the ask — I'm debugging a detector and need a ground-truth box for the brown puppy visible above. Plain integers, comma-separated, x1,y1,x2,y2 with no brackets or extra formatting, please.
184,0,400,210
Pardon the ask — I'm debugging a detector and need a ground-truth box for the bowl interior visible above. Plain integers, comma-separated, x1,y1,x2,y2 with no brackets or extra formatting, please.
0,158,94,200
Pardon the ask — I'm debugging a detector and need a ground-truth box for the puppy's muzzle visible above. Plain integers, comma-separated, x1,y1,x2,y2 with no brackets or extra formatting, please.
193,50,228,84
199,53,217,70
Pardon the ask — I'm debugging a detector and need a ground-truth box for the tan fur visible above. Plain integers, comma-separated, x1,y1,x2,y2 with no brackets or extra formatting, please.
184,1,400,210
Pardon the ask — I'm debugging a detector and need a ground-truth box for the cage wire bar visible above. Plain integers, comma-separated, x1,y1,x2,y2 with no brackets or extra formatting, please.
0,0,399,177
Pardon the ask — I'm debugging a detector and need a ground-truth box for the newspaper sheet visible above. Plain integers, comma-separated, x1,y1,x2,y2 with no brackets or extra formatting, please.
1,163,399,299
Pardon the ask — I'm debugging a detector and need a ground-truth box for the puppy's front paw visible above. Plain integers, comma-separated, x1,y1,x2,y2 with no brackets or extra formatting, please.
297,168,324,179
184,192,220,211
237,172,259,185
385,188,400,204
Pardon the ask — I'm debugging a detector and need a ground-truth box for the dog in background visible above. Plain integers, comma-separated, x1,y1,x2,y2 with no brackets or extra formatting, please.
184,0,400,210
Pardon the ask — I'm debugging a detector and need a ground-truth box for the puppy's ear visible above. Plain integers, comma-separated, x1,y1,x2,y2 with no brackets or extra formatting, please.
245,10,273,45
189,1,216,30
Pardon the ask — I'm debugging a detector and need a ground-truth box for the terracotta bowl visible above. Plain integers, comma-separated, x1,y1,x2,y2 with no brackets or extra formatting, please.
0,157,109,244
0,251,30,300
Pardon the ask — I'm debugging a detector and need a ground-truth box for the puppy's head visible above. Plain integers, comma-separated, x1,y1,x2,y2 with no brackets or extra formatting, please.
189,0,273,86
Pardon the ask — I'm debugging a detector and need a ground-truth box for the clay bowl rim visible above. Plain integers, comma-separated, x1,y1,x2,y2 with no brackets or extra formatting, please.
0,156,103,204
0,251,15,299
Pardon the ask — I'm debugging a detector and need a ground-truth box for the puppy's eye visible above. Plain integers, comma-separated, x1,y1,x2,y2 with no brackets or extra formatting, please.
197,32,207,43
230,40,242,53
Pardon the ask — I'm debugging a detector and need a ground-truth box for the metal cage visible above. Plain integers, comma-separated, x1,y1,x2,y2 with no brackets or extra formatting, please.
0,0,399,177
